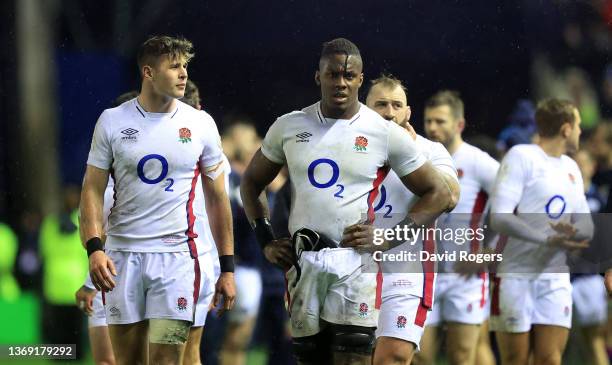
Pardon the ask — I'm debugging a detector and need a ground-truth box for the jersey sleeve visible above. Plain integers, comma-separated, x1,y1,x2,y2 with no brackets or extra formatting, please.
491,147,527,213
573,168,591,214
429,142,458,182
387,122,426,176
199,115,224,178
476,151,500,194
260,117,286,165
87,111,113,170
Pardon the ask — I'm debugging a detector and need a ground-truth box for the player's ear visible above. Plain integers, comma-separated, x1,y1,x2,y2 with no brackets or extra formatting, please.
142,65,154,81
561,122,571,138
358,73,364,87
457,118,466,133
315,71,321,86
406,105,412,122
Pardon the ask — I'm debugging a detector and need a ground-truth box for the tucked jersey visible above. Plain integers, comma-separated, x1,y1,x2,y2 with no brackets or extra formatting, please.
437,142,499,271
491,144,591,277
261,102,426,243
87,98,223,254
378,135,458,297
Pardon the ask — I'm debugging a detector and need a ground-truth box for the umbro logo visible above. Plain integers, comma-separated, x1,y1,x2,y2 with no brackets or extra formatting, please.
296,132,312,143
121,128,139,136
120,128,138,142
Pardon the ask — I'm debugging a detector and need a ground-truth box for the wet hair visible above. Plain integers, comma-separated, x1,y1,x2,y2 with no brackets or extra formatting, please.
181,80,200,109
367,73,407,101
425,90,464,120
113,90,139,106
319,38,362,67
535,98,577,137
137,35,194,75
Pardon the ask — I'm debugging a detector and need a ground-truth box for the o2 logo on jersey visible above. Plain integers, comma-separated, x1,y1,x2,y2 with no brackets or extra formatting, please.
308,158,344,198
307,158,392,217
137,154,174,192
545,195,566,219
372,185,393,218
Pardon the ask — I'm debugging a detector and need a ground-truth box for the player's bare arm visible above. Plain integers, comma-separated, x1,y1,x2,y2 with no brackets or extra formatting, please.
80,165,116,292
240,149,293,269
439,169,460,212
202,169,236,315
400,160,455,224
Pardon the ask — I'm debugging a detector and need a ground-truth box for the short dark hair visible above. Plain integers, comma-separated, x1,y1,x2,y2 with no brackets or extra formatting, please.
114,91,139,106
425,90,464,120
137,35,194,74
181,80,200,109
368,73,407,101
535,98,577,137
320,38,362,63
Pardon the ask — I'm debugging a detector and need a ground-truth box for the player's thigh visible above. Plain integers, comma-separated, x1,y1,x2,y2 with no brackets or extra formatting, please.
445,322,481,364
532,325,569,365
104,251,146,324
373,337,415,365
495,331,530,365
88,325,116,365
222,317,258,350
412,325,439,365
108,321,148,363
144,252,197,323
183,326,203,365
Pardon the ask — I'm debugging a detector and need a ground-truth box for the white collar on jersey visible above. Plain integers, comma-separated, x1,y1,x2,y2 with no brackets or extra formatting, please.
134,98,179,120
315,101,362,125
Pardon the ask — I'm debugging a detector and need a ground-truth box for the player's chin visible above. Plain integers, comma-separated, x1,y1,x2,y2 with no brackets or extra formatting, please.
171,89,185,99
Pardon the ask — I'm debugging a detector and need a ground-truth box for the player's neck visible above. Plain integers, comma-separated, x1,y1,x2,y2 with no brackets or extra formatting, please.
320,101,360,120
537,138,565,157
137,90,177,114
447,137,463,155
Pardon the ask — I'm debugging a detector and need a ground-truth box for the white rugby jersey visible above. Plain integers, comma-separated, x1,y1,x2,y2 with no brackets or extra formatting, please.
491,144,591,277
87,98,224,254
437,142,499,271
377,135,457,298
261,102,426,243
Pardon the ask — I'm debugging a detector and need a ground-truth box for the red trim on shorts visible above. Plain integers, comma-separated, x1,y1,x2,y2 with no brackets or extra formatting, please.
375,263,383,309
185,164,201,259
414,297,429,327
469,190,488,253
193,257,201,313
491,274,501,316
479,272,487,308
366,166,390,223
422,223,436,308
